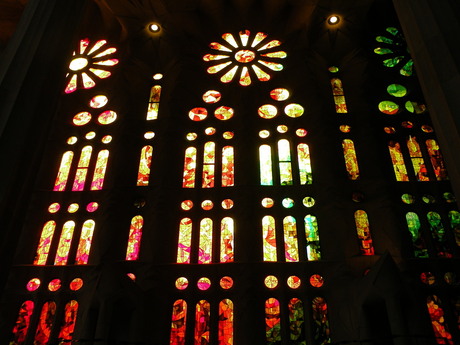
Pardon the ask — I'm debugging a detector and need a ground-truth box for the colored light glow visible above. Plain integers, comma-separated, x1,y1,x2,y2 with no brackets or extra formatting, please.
69,57,88,71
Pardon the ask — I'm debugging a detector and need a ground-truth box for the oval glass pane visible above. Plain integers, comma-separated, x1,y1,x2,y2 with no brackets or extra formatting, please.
302,197,315,207
287,275,301,289
261,198,274,208
221,199,234,209
384,126,396,134
340,125,351,133
378,101,399,115
215,106,234,120
89,95,108,108
284,103,304,118
296,128,307,137
201,200,214,210
98,110,117,125
264,275,278,289
258,104,278,119
86,202,99,212
220,276,234,289
282,198,294,208
73,112,92,126
67,136,78,145
70,278,83,291
202,90,221,103
181,200,193,210
197,277,211,290
175,277,189,290
189,108,208,121
223,131,234,139
48,279,61,292
144,131,155,139
85,131,96,140
277,125,288,133
259,130,270,138
270,88,290,101
387,84,407,97
26,278,41,291
205,127,216,135
186,132,198,141
310,274,324,287
401,194,415,204
48,203,60,213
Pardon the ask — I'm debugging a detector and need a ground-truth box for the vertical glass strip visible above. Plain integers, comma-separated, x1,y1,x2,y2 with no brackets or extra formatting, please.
9,301,34,345
259,145,273,186
198,218,213,264
330,77,348,113
34,301,56,345
354,210,375,255
170,300,187,345
57,300,78,343
388,141,409,181
34,221,56,265
305,215,321,261
222,146,235,187
202,142,215,188
427,212,452,258
312,297,331,344
262,216,277,261
126,215,143,261
265,298,281,344
406,136,429,181
183,147,197,188
177,218,192,263
137,145,153,186
288,298,305,343
425,139,448,181
218,299,234,345
448,210,460,246
53,151,74,191
194,300,211,345
278,139,293,185
147,85,161,120
220,217,234,263
405,212,428,258
426,295,454,345
297,143,313,185
342,139,360,180
72,146,92,191
54,221,75,265
75,220,95,264
90,149,109,190
283,216,299,262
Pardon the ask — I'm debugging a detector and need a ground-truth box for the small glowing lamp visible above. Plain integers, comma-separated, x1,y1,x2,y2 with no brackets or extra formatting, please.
328,15,340,25
149,23,161,33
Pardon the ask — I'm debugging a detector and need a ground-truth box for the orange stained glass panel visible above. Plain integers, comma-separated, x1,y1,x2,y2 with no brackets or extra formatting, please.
388,141,409,181
34,301,56,345
194,300,211,345
34,221,56,265
239,66,251,86
198,218,213,264
75,220,95,264
426,295,454,345
262,216,277,261
252,65,271,82
183,147,197,188
220,217,234,263
137,145,153,186
207,61,232,74
219,299,234,345
202,142,215,188
407,136,429,181
222,146,234,187
126,215,143,261
251,32,267,47
54,221,75,265
283,216,299,262
342,139,360,180
203,54,229,62
177,218,192,263
170,300,187,345
90,149,109,190
426,139,448,181
354,210,375,255
209,42,232,52
10,301,34,345
58,300,78,343
265,298,281,343
54,151,74,191
258,40,281,51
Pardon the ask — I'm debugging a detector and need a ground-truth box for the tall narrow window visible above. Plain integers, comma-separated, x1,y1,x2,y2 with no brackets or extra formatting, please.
312,297,331,345
147,85,161,120
183,147,197,188
177,218,192,263
137,145,153,186
34,301,56,345
406,136,429,181
262,216,277,261
72,146,93,191
219,299,234,345
90,149,109,190
288,298,305,343
405,212,428,258
342,139,360,180
57,300,78,343
425,139,448,181
195,300,211,345
126,215,143,261
222,146,235,187
260,145,273,186
305,214,321,261
198,218,213,264
448,210,460,246
388,141,409,181
54,221,76,265
427,212,452,258
354,210,375,255
330,77,348,113
53,151,74,191
265,298,281,344
9,301,34,345
278,139,293,185
426,295,454,345
202,142,216,188
34,221,56,265
283,216,299,262
170,300,187,345
220,217,234,263
75,220,95,264
297,143,312,184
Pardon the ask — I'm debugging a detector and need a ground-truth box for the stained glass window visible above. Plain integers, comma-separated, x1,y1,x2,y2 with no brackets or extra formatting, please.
75,219,95,264
406,136,429,181
297,143,312,184
198,218,213,264
147,85,161,120
305,215,321,261
55,221,75,265
312,297,331,345
222,146,234,187
220,217,234,263
342,139,360,180
330,77,348,113
137,145,153,186
195,300,211,345
34,301,56,345
354,210,375,255
126,215,143,261
278,139,293,185
183,147,197,188
426,295,454,345
260,145,273,186
425,139,448,181
170,300,187,345
91,150,109,190
448,210,460,246
54,151,74,191
218,299,234,345
177,218,192,263
405,212,428,258
202,142,216,188
9,301,34,345
58,300,78,343
283,216,299,262
388,141,409,181
288,298,305,343
265,298,281,344
34,221,56,265
263,216,277,261
72,146,92,191
427,212,452,258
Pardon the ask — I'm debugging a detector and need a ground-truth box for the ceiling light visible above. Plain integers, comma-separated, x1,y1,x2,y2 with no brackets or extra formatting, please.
328,15,340,25
148,23,161,33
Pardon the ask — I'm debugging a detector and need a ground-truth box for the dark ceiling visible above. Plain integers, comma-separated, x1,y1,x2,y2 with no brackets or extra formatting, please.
0,0,27,52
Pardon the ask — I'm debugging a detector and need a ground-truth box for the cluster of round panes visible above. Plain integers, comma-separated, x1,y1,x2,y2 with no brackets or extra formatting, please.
401,192,456,204
181,199,234,211
26,277,83,292
258,88,304,120
261,196,315,209
264,274,324,289
378,84,426,116
420,272,458,286
259,126,307,139
384,124,433,134
186,129,234,141
175,276,234,291
189,90,235,122
48,202,99,214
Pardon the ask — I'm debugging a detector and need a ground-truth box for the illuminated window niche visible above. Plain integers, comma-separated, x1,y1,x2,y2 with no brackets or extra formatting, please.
34,301,56,345
312,297,331,344
426,295,454,345
283,216,299,262
354,210,375,255
342,139,360,180
126,215,143,260
405,212,428,258
265,298,281,344
388,141,409,181
194,300,211,344
328,66,348,113
9,301,34,345
305,214,321,261
58,300,78,343
170,299,187,345
147,85,162,120
137,145,153,186
262,215,277,261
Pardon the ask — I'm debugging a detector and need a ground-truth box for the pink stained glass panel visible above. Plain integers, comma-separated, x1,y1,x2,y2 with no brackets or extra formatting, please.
9,301,34,345
170,300,187,345
90,149,109,190
75,220,95,264
126,215,143,261
137,145,153,186
58,300,78,343
54,151,74,191
72,146,92,191
34,221,56,265
54,221,75,265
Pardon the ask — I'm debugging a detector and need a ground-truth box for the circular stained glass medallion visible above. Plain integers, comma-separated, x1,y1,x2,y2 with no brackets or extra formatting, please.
73,112,91,126
189,108,207,121
197,277,211,291
89,95,108,108
270,88,290,101
284,103,304,118
202,90,221,103
258,104,277,119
